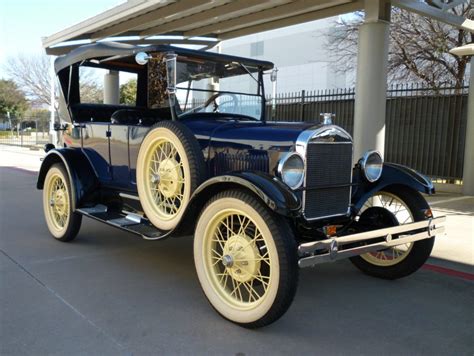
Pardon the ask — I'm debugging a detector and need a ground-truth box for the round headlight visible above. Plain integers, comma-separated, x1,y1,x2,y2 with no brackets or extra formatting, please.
360,150,383,182
278,153,304,189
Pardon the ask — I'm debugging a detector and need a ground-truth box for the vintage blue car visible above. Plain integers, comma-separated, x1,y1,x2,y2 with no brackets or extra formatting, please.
38,42,444,328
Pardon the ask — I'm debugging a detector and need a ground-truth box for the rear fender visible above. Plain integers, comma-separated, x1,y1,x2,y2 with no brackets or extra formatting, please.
352,162,434,212
37,148,99,211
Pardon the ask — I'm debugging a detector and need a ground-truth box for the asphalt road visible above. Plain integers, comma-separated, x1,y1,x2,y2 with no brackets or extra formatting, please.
1,167,473,355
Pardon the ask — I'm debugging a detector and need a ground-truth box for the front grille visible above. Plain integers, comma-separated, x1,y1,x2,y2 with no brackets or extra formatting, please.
212,152,269,175
304,143,352,219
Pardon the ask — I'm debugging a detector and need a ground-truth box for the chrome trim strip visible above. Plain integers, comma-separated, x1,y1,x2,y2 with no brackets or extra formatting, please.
125,213,143,224
297,216,445,268
296,125,353,221
119,192,140,201
301,207,352,222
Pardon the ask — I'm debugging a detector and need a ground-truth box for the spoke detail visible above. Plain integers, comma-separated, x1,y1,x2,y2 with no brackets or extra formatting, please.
47,175,69,230
146,139,186,219
360,192,415,266
205,210,273,307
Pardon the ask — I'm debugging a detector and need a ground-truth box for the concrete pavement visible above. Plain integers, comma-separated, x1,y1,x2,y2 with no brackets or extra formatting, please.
0,145,44,172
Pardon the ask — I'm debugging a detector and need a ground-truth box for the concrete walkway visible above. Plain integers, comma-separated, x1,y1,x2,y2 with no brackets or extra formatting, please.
0,145,44,172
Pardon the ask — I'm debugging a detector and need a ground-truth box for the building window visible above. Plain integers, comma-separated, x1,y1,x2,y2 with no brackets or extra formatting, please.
250,41,264,57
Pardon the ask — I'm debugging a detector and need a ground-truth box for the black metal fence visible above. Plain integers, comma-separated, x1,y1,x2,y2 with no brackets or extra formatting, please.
266,83,469,180
1,83,467,180
0,117,51,147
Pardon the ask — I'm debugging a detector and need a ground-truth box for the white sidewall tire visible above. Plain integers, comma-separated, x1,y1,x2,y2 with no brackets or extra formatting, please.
194,196,280,324
43,166,72,239
137,127,192,231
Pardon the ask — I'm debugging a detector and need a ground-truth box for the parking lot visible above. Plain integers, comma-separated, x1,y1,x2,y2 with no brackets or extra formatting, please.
1,147,473,355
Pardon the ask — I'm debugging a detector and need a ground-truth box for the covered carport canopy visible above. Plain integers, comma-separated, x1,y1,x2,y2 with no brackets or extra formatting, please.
43,0,366,54
42,0,473,194
43,0,473,55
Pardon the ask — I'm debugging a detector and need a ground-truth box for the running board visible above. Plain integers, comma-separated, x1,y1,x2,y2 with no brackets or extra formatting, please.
76,205,169,240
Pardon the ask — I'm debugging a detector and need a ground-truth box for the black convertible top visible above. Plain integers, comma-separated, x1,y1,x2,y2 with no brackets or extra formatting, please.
54,42,274,73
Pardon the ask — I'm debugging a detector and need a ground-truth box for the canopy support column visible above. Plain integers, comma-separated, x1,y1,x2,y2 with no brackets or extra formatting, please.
462,62,473,195
353,0,391,162
104,70,120,105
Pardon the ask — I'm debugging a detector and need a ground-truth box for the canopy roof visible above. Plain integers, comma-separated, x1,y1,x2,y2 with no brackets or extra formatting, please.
54,42,274,73
43,0,365,55
43,0,473,56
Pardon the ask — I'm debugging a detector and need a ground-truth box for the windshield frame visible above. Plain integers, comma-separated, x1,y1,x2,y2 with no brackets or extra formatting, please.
172,58,267,122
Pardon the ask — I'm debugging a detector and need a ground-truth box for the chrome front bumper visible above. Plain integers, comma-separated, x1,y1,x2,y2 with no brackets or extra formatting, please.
298,216,445,268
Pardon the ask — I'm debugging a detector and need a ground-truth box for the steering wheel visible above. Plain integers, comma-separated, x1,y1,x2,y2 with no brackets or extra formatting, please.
203,92,239,113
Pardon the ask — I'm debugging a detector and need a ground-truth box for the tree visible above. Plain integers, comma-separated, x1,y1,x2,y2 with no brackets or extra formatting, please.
327,3,473,88
24,108,51,133
3,53,103,107
120,79,137,105
0,79,29,117
80,82,103,104
3,54,52,107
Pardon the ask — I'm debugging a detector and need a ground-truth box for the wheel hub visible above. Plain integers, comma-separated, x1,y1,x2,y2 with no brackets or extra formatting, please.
155,158,183,198
53,189,67,216
222,254,234,268
222,235,261,283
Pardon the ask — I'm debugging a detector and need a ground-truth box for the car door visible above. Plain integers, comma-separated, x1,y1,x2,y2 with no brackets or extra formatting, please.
81,122,112,182
109,124,131,187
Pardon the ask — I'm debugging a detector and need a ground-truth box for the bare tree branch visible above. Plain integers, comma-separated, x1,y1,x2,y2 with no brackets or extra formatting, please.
327,3,472,89
3,53,103,107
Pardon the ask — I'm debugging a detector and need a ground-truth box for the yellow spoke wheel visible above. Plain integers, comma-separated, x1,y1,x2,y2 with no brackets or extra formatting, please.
360,192,414,267
207,210,273,307
42,164,82,242
137,122,205,231
194,190,298,328
350,187,435,280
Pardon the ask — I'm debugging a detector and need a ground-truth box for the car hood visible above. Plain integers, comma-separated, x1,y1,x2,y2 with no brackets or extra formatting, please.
183,118,318,152
182,117,353,175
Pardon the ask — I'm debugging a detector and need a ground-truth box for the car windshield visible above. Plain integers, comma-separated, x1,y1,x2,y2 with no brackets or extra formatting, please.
175,57,264,121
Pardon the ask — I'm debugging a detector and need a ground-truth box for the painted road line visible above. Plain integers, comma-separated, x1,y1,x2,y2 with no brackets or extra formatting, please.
423,264,474,281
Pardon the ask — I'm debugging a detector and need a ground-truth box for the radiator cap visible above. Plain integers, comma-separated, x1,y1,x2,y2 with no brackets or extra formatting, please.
320,113,335,125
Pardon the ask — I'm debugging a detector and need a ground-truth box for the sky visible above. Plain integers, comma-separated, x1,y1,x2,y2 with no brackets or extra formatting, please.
0,0,125,78
0,0,355,81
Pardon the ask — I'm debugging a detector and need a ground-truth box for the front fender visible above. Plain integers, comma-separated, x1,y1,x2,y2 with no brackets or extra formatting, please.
352,162,434,212
37,148,99,211
169,172,300,237
191,172,301,216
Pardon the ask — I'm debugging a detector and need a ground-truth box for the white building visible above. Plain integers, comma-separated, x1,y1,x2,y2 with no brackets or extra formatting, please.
218,17,351,93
